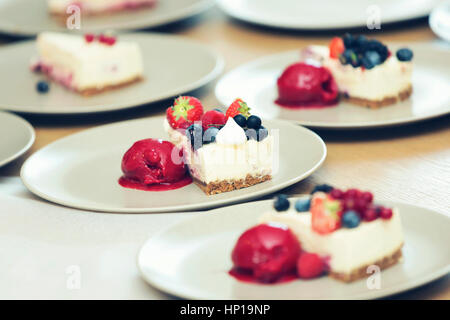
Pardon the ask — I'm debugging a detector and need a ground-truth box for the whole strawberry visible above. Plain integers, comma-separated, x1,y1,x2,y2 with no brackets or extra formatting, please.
225,98,251,119
166,96,204,129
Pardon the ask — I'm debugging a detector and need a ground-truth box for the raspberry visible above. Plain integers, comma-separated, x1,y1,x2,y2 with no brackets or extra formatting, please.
360,191,374,203
363,206,379,221
330,188,344,199
297,253,325,279
84,34,95,43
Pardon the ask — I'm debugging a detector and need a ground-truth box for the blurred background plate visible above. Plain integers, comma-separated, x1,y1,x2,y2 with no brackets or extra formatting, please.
0,33,224,114
0,0,214,37
0,111,35,167
138,198,450,299
215,42,450,129
218,0,442,30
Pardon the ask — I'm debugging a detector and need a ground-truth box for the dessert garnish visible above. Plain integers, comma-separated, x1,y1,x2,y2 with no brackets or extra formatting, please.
215,117,247,145
275,62,339,108
119,138,192,191
230,223,301,283
36,80,50,94
166,96,204,130
231,184,403,284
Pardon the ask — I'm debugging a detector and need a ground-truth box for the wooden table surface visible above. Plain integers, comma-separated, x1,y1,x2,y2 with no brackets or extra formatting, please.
0,8,449,299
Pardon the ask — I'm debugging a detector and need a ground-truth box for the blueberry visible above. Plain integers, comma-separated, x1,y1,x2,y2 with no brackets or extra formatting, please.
295,198,311,212
342,210,361,228
361,57,374,70
364,50,381,66
396,48,413,62
203,127,219,144
245,128,257,141
355,35,368,49
274,194,290,211
247,115,261,130
342,33,354,48
36,81,49,94
185,124,203,150
310,184,334,194
257,126,268,142
339,49,355,65
233,114,247,128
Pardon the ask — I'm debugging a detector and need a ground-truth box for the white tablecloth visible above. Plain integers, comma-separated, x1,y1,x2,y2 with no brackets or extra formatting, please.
0,177,197,299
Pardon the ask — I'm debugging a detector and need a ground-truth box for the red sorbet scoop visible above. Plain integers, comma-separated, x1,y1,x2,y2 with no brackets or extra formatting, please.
276,62,338,107
231,224,301,283
121,139,186,185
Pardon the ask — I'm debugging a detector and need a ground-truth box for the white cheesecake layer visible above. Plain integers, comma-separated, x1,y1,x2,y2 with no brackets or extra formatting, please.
259,207,403,274
48,0,156,14
164,119,274,184
36,32,143,92
302,45,412,101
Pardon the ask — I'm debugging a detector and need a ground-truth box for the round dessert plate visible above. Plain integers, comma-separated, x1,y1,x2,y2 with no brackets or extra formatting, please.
429,0,450,42
218,0,441,30
138,198,450,299
0,33,223,115
0,0,214,36
215,42,450,129
0,112,35,167
20,116,326,213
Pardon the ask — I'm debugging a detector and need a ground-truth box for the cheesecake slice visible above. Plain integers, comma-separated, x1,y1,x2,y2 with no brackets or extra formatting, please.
259,189,404,282
301,35,413,109
32,32,143,95
48,0,157,15
164,97,274,195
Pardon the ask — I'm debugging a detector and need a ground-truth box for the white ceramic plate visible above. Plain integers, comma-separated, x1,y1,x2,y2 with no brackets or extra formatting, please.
0,33,223,115
138,198,450,299
215,42,450,129
0,0,214,36
20,116,326,213
429,0,450,43
0,112,35,167
218,0,441,30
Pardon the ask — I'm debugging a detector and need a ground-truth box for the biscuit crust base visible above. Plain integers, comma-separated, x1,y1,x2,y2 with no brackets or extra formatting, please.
193,174,272,195
329,245,403,283
342,85,412,109
77,76,143,96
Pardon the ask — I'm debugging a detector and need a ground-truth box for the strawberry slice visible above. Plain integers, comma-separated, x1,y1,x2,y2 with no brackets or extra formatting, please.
329,37,345,59
310,192,342,234
225,98,251,119
166,96,204,129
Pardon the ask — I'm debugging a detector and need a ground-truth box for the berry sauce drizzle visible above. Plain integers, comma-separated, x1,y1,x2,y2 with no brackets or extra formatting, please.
228,267,298,285
118,175,192,191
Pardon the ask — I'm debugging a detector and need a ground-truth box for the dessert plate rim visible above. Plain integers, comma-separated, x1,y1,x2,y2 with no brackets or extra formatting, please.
138,197,450,300
0,32,224,115
0,111,35,167
217,0,441,30
215,42,450,129
0,0,215,37
20,116,327,213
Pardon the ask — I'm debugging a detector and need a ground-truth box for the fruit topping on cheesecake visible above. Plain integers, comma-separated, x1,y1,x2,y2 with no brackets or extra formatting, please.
230,185,404,283
276,62,339,108
301,34,413,108
31,32,143,96
48,0,157,15
119,139,192,191
164,97,274,195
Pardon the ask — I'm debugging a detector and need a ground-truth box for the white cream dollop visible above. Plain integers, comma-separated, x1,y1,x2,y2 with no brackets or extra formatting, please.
215,117,247,145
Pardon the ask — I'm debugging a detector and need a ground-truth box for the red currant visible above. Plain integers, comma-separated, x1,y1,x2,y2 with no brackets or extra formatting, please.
363,207,379,221
380,207,393,220
84,34,95,43
345,188,360,199
361,191,373,203
330,189,344,199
